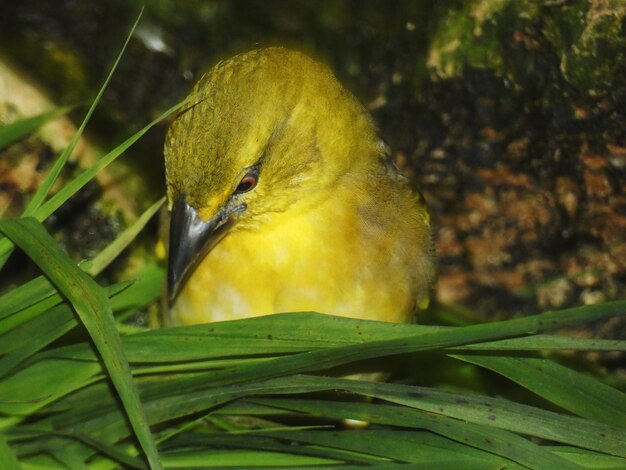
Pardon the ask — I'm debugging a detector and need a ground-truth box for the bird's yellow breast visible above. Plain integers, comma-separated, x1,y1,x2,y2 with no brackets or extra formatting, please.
164,47,435,327
168,176,430,325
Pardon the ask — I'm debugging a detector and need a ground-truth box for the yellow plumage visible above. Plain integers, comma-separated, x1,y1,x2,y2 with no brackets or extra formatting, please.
164,47,435,326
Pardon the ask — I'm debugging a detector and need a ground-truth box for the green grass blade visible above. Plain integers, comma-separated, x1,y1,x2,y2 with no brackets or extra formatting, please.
8,305,624,418
33,366,621,464
256,430,525,468
75,438,146,470
0,218,161,469
0,107,71,151
4,303,625,466
42,437,90,470
549,446,626,468
1,197,165,335
140,302,625,389
21,13,143,218
161,433,370,465
0,291,64,338
0,97,185,265
265,375,626,458
0,251,9,272
156,374,626,460
0,356,101,419
25,432,147,470
455,334,626,352
250,398,582,469
12,305,625,409
34,100,185,224
161,449,339,468
453,355,626,429
0,275,59,323
35,303,626,366
0,283,130,379
0,303,76,378
0,435,21,470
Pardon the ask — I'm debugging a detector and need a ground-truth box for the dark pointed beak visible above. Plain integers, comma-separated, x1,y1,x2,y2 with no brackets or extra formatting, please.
167,196,240,303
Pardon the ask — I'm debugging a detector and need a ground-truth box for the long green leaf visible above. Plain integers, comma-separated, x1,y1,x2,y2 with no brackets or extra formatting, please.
6,303,623,402
21,13,142,218
30,304,626,366
250,398,581,469
0,288,62,336
123,301,625,390
257,376,626,458
455,334,626,352
6,305,623,428
0,218,161,469
0,98,184,268
0,93,184,278
4,302,625,466
26,362,616,463
159,374,626,460
160,433,367,465
454,355,626,429
0,107,71,151
161,449,339,468
0,283,131,379
0,275,58,322
252,430,525,468
0,196,167,336
0,435,21,470
14,432,146,470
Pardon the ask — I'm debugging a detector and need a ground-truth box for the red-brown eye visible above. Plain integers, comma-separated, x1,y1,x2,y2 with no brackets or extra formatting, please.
235,173,257,193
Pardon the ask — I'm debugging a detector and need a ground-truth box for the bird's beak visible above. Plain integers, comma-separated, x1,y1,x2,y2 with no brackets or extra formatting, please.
167,196,240,303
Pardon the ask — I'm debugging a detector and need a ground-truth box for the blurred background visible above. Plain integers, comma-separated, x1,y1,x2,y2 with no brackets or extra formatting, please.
0,0,624,344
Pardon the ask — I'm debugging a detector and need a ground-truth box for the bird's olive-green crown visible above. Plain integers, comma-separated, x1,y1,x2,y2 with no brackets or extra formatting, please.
164,47,386,225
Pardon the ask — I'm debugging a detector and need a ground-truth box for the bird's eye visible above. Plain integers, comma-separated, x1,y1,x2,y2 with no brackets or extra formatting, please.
235,171,258,194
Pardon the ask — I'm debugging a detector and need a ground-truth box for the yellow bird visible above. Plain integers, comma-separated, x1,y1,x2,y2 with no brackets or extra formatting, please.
164,47,435,326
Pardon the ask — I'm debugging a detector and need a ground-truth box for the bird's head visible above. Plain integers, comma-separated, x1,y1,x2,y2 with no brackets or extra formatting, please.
164,47,385,301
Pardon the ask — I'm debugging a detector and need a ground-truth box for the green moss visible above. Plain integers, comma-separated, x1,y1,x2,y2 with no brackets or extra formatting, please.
426,0,624,98
426,0,539,79
541,2,589,59
562,2,626,96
